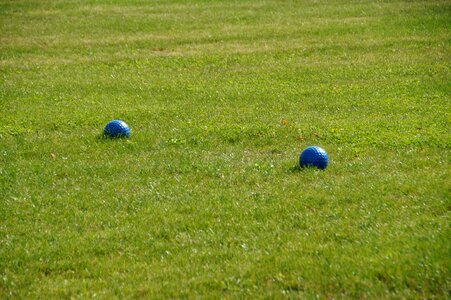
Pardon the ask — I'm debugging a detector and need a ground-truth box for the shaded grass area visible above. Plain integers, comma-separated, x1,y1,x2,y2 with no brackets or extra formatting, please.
1,0,450,298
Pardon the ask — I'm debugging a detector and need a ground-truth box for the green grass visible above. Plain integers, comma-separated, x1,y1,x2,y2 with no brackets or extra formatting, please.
1,0,450,298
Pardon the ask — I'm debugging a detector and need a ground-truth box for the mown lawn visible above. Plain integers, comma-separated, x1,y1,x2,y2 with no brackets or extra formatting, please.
0,0,449,298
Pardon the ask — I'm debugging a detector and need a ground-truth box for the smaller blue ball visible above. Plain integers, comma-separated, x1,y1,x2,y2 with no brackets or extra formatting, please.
299,146,328,170
103,120,130,138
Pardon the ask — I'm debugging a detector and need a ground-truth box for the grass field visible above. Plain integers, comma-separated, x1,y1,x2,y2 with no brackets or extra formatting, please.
1,0,450,298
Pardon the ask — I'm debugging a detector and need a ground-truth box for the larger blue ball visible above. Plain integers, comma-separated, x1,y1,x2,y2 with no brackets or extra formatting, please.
103,120,130,138
299,146,328,170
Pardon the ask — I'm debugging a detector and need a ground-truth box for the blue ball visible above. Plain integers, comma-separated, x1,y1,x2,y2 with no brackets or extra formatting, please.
299,146,328,170
103,120,130,138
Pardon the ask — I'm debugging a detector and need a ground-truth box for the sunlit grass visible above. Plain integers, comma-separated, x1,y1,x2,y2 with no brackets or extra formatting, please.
0,0,449,298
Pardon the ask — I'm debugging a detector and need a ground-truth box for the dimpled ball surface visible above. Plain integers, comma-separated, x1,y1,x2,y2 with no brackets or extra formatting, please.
299,146,328,170
103,120,130,138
